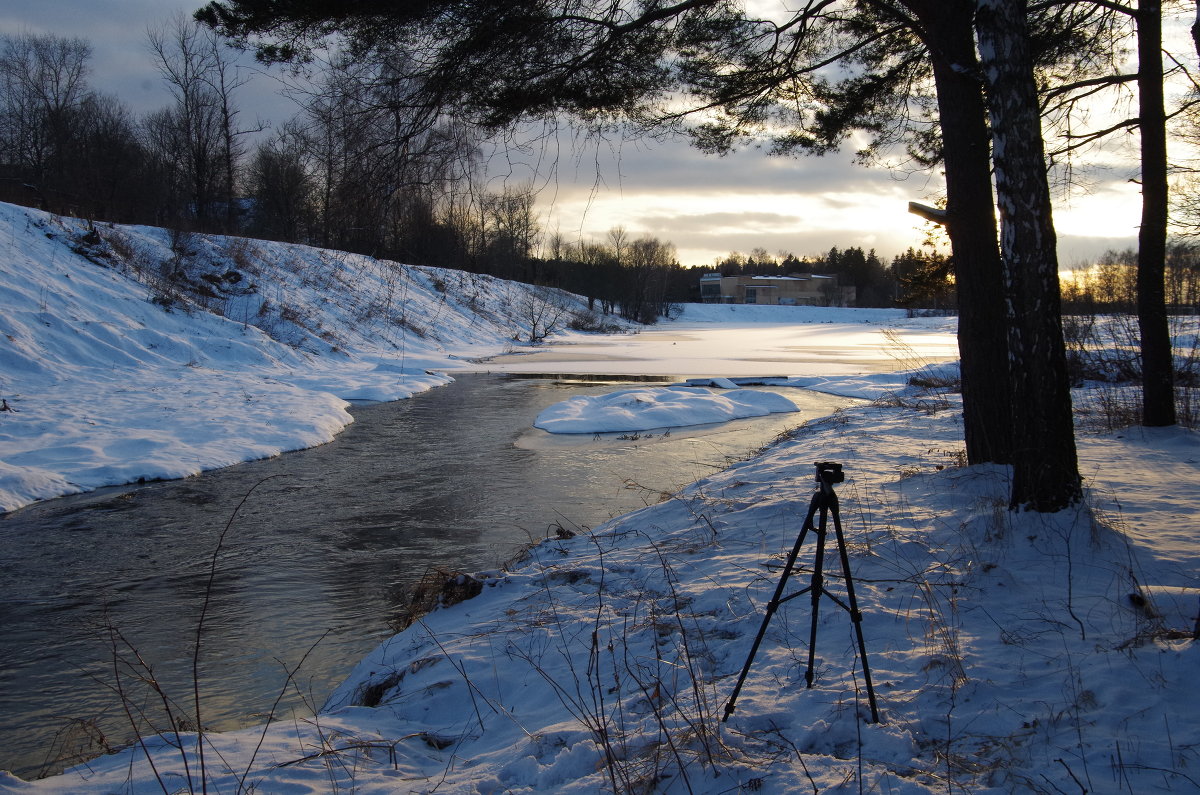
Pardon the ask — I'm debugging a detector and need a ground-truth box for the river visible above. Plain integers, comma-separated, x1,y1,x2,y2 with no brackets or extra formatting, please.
0,373,855,779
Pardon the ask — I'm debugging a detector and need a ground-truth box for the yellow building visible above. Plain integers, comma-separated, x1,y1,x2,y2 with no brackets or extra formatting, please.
699,273,856,306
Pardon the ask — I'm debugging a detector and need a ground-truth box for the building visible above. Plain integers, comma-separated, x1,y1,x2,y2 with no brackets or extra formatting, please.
699,273,855,306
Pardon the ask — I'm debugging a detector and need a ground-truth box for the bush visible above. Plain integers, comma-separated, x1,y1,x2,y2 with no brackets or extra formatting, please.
568,309,624,334
394,568,484,631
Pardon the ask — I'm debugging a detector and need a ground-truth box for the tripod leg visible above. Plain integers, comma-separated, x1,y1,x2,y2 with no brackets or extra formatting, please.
722,492,819,721
804,500,830,688
830,496,881,723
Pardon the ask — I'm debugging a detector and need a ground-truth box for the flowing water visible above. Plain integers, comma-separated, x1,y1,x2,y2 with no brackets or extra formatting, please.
0,373,855,778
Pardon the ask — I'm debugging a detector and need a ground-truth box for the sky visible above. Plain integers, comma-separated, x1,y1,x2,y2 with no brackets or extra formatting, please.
2,0,1176,268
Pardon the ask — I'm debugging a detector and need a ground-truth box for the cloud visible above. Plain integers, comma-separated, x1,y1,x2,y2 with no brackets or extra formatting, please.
0,0,293,119
534,143,938,264
528,125,1148,265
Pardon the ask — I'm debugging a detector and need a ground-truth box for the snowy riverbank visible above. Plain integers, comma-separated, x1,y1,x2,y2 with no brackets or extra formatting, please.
0,201,955,512
3,202,1198,791
6,386,1199,793
0,203,574,512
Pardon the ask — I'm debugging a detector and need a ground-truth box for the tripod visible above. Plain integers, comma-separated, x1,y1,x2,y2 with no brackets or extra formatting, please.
722,462,880,724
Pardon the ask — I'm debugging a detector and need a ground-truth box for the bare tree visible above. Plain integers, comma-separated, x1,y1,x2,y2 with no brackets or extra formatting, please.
147,16,226,227
201,30,258,230
607,225,629,267
247,121,314,241
291,50,486,259
147,14,255,230
617,235,678,323
0,32,92,207
73,92,147,221
517,286,571,342
484,184,542,280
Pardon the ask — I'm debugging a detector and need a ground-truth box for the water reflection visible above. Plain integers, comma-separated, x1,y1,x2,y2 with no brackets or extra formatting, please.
0,373,855,778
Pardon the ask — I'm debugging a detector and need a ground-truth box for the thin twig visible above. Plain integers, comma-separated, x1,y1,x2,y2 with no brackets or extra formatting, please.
193,475,281,794
237,629,332,793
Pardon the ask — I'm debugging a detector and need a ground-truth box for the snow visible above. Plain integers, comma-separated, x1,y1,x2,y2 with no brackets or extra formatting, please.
2,201,1199,793
467,302,960,378
0,203,585,512
534,386,799,433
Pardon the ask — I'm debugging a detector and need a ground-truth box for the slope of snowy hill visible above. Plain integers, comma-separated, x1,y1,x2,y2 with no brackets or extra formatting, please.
0,202,591,512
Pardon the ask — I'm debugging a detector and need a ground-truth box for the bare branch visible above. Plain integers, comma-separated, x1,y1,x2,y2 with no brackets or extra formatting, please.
1043,71,1138,101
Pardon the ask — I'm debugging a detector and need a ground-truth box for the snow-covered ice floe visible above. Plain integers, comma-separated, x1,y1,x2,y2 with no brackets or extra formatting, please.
533,385,798,434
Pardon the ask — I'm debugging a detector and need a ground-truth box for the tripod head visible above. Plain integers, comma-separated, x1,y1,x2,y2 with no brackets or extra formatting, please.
814,461,844,492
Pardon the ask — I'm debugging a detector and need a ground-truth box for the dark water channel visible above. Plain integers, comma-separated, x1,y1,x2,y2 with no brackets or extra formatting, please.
0,373,854,779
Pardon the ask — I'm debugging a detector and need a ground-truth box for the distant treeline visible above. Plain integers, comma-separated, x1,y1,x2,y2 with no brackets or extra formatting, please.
1062,244,1200,314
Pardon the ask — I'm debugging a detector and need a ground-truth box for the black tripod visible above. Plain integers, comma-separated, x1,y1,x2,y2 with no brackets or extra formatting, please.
722,462,880,724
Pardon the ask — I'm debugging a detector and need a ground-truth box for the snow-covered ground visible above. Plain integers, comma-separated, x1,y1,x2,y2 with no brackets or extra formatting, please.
534,386,801,433
0,203,580,512
470,301,961,378
2,202,1199,793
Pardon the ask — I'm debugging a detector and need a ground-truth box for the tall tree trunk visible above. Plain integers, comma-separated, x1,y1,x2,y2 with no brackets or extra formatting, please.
1137,0,1175,426
914,0,1014,465
976,0,1081,511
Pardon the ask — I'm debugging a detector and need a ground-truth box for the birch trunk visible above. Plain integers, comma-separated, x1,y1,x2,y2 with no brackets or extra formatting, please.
975,0,1081,511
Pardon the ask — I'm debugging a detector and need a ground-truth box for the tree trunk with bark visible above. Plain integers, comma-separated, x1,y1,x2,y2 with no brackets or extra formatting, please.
1137,0,1175,426
915,0,1014,465
976,0,1082,511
